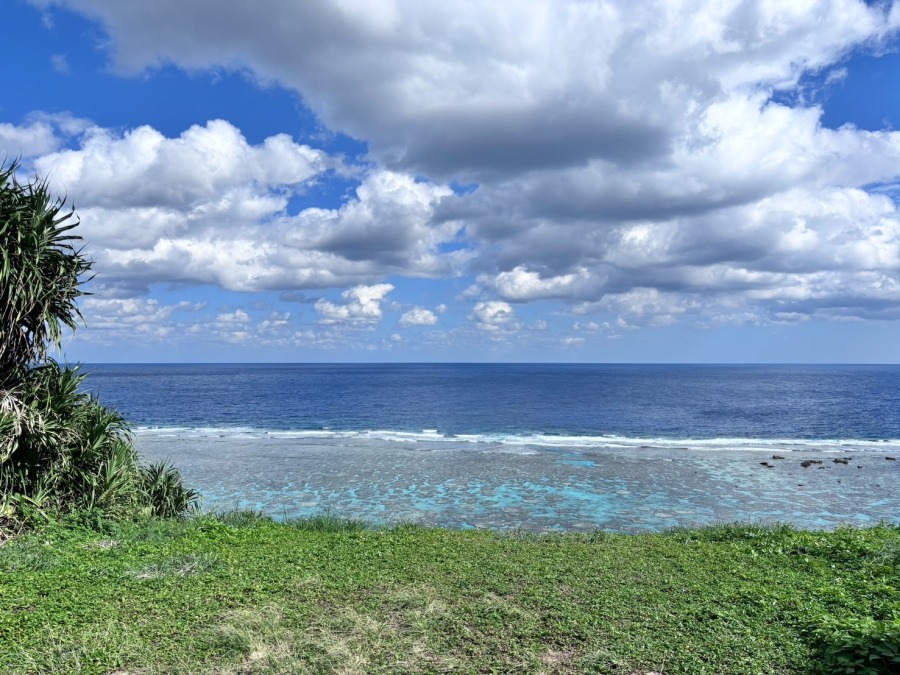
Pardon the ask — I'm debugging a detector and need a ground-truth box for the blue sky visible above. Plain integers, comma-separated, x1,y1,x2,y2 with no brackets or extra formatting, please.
5,0,900,362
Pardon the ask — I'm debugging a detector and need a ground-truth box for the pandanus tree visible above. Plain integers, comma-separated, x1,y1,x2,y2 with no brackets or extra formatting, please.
0,159,196,523
0,159,90,377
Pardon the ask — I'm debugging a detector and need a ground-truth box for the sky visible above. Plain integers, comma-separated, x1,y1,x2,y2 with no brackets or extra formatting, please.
5,1,900,363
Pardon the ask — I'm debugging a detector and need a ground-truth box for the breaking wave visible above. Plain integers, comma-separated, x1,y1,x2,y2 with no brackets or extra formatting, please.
132,426,900,454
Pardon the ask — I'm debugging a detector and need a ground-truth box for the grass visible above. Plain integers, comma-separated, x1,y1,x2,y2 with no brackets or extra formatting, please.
0,514,898,674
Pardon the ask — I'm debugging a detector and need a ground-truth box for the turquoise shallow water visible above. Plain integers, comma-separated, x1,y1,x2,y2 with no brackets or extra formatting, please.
135,431,900,532
85,363,900,531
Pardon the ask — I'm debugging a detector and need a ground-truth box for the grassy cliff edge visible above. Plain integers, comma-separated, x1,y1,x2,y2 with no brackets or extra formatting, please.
1,515,898,674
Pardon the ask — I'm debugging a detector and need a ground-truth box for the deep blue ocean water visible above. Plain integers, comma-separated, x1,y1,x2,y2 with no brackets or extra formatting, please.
82,364,900,531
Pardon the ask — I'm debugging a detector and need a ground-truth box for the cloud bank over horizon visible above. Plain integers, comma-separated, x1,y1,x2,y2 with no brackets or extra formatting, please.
6,0,900,359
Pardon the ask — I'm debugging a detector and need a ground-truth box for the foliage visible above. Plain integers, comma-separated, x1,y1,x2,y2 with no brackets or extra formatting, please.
810,616,900,675
287,511,371,532
0,360,199,526
0,519,898,674
139,461,200,519
0,159,196,526
0,159,91,374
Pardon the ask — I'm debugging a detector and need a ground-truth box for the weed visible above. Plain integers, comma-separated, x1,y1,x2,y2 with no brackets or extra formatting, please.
288,512,370,532
209,509,273,528
810,616,900,675
131,552,218,580
0,535,58,572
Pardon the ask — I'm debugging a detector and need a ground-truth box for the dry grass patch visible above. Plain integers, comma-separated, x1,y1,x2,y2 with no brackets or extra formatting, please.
538,649,581,674
206,585,461,674
131,552,217,580
3,621,151,675
209,606,297,674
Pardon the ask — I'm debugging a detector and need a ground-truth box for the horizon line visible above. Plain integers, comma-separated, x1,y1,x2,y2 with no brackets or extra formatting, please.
74,361,900,366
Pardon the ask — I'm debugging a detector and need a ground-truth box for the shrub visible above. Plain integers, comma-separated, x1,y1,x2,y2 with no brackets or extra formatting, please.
0,159,196,526
139,461,199,518
811,616,900,675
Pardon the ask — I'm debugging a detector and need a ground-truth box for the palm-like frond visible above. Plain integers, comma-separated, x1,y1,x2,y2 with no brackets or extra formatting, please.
0,159,92,376
0,159,197,525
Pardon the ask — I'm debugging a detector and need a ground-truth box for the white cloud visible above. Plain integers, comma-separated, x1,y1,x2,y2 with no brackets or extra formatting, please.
81,297,197,325
19,119,462,294
0,119,60,158
291,169,458,273
315,283,395,324
75,297,201,343
595,288,692,326
0,114,96,160
398,307,437,327
574,321,608,333
470,300,516,332
21,0,900,338
490,266,593,301
32,0,900,178
256,313,292,338
35,119,330,209
215,309,251,324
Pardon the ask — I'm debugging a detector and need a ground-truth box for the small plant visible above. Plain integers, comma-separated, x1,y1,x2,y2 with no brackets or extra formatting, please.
210,508,273,528
139,461,200,518
811,616,900,675
132,552,218,579
289,512,370,532
0,535,57,572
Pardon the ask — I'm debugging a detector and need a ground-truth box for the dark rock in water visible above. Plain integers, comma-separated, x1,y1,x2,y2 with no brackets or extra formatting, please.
887,456,897,461
772,455,785,460
801,459,823,468
833,458,849,464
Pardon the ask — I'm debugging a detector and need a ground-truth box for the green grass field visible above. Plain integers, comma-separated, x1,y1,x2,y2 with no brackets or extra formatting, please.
1,514,898,674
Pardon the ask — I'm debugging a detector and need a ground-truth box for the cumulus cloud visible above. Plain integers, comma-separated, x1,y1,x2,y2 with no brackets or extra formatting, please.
22,0,900,333
315,283,395,324
30,0,900,177
35,119,330,209
75,297,202,344
215,309,251,324
74,296,412,352
0,114,89,158
470,300,517,332
0,121,58,158
490,266,594,302
573,321,608,333
398,307,437,327
577,288,693,327
21,119,461,293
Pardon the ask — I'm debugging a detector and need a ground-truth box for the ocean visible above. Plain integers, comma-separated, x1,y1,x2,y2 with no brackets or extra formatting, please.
82,363,900,532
